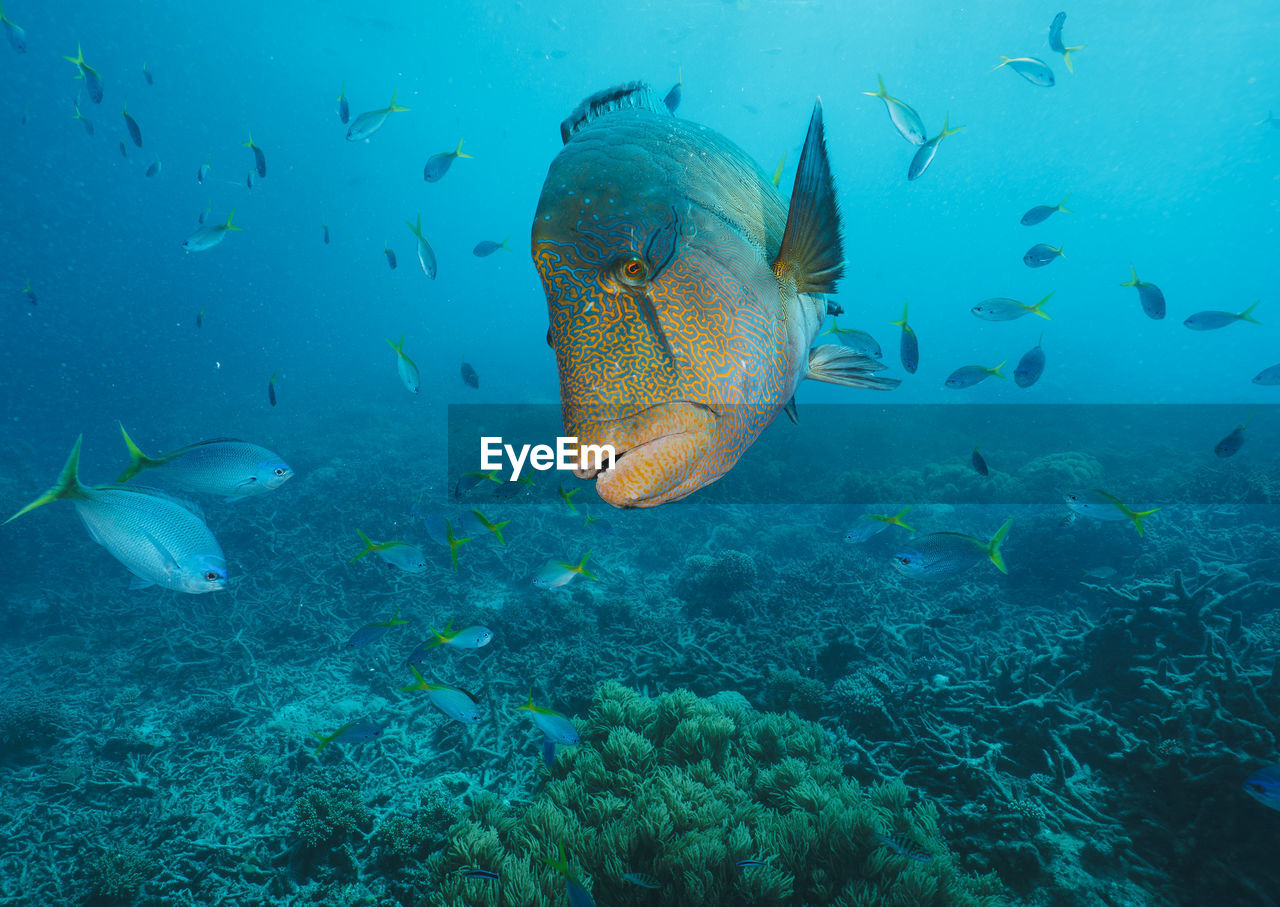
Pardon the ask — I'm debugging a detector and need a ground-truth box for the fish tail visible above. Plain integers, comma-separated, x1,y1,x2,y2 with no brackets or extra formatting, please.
575,550,597,580
388,90,410,112
1056,194,1072,214
491,520,509,546
1120,265,1139,287
311,730,334,752
989,56,1012,72
6,435,87,524
1063,45,1084,74
939,115,964,139
985,518,1013,574
990,361,1007,379
224,208,241,231
1032,292,1054,320
1128,508,1159,537
890,300,909,328
1239,300,1261,324
337,80,345,100
405,214,422,238
454,137,473,159
400,664,428,691
862,73,888,99
1053,245,1065,258
387,334,405,354
350,529,378,561
116,422,163,482
63,42,84,65
770,152,786,187
891,505,914,531
446,525,472,570
241,132,253,148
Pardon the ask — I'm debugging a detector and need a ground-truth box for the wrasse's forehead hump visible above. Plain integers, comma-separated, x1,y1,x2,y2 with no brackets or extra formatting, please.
559,81,670,144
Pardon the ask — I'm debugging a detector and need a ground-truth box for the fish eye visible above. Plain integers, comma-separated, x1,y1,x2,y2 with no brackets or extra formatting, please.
617,257,648,286
204,571,220,582
274,468,285,476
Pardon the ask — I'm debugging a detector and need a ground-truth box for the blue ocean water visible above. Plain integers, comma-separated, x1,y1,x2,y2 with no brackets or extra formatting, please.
2,1,1280,905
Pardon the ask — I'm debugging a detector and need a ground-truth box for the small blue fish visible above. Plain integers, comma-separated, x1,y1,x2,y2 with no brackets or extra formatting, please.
663,69,682,114
425,618,495,651
1020,195,1071,226
623,872,661,888
384,243,397,270
1183,301,1260,331
992,56,1055,87
423,138,473,182
893,519,1012,581
346,608,410,648
533,552,595,590
322,224,330,245
1048,12,1085,73
459,868,499,882
540,843,595,907
736,859,770,869
405,214,437,279
844,507,913,543
889,302,919,374
311,720,384,752
117,425,292,499
183,210,241,252
825,318,883,359
873,833,933,862
242,133,266,178
518,690,579,767
337,82,349,124
1244,764,1280,810
347,91,410,141
401,667,483,723
1253,364,1280,386
945,362,1005,389
473,238,509,257
1120,267,1165,320
907,116,963,181
1064,490,1158,536
1022,243,1064,268
1214,414,1251,458
971,443,989,476
350,530,428,573
197,162,210,184
1014,335,1046,388
122,101,142,147
1,4,27,53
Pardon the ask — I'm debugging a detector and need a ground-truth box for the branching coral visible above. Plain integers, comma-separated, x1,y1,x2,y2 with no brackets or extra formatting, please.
89,843,152,900
290,766,371,849
424,682,1004,906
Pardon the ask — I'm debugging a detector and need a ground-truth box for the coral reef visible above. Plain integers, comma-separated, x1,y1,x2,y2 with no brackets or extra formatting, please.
425,683,1004,906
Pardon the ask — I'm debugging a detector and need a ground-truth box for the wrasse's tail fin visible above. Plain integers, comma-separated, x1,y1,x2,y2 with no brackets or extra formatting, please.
6,435,87,524
774,98,843,295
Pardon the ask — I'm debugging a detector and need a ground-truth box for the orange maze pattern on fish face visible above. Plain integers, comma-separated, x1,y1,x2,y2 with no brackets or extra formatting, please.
535,209,792,492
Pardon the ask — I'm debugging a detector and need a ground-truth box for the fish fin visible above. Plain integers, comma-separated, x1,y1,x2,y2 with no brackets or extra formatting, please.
862,73,888,99
350,529,380,561
1031,292,1054,320
542,736,557,768
773,99,843,295
224,209,241,231
985,518,1013,574
5,435,87,523
1056,194,1072,214
937,114,964,140
1129,508,1159,537
115,423,164,482
574,551,596,580
990,361,1007,379
771,152,786,187
891,505,914,531
399,664,428,691
388,90,409,112
806,345,900,390
491,520,509,546
454,137,473,159
783,396,798,424
1238,300,1261,324
559,81,667,144
1120,266,1140,287
128,576,155,590
990,56,1013,72
890,300,909,328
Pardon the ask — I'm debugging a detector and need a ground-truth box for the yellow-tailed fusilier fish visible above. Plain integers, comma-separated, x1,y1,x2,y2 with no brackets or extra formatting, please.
405,215,437,279
116,424,293,500
346,91,409,142
183,210,241,252
532,82,898,508
387,335,420,393
423,138,473,182
5,437,228,593
1,2,27,53
63,43,104,103
123,100,142,147
243,133,266,178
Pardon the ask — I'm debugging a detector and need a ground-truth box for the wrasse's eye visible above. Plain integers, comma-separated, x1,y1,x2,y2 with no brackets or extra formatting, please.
618,257,648,285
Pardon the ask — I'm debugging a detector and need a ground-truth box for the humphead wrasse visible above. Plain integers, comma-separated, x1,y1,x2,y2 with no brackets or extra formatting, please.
532,82,897,508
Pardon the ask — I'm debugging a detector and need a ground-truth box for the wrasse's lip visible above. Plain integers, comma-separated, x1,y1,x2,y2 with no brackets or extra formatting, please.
574,431,686,480
569,401,717,480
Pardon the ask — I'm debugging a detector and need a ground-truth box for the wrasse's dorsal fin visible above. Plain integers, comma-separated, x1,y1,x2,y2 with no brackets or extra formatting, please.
560,81,667,144
774,99,844,295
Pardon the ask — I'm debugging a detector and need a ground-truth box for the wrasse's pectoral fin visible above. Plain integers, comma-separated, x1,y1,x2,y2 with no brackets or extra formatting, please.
783,396,799,424
773,99,843,295
807,345,900,390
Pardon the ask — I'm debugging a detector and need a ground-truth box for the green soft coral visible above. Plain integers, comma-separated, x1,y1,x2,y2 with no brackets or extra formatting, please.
426,683,1004,906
